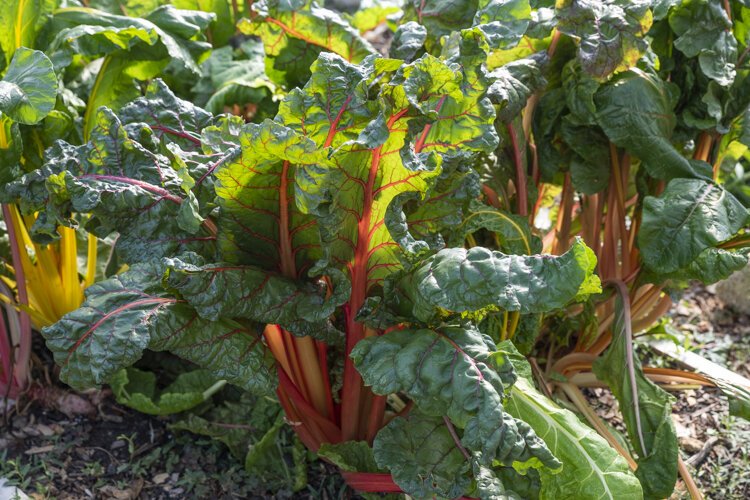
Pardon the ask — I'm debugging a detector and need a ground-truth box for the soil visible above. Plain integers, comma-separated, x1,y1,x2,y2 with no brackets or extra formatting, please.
2,283,749,499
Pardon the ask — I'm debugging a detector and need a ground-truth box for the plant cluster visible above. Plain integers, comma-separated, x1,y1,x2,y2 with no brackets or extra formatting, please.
1,0,750,498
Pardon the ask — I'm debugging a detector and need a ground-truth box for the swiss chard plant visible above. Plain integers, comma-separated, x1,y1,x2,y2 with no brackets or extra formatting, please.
4,0,750,498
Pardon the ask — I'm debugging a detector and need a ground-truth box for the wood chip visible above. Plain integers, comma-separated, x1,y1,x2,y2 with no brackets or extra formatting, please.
24,445,55,455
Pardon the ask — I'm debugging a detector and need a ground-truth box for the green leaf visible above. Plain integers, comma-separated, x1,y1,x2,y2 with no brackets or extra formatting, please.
373,413,472,498
164,256,348,341
669,0,737,86
487,52,548,123
109,367,225,415
506,377,644,499
88,0,163,17
0,48,57,125
473,0,531,50
352,324,560,470
214,119,326,274
638,178,749,275
41,261,275,393
594,70,713,181
172,0,234,46
238,0,377,87
0,0,52,67
0,115,22,187
51,6,213,76
593,290,678,499
191,40,276,116
317,441,383,473
396,238,600,322
345,0,401,33
555,0,652,79
6,108,216,260
643,248,750,286
454,200,536,255
401,0,478,52
390,21,427,62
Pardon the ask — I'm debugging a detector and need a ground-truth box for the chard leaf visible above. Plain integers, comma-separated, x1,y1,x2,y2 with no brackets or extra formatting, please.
506,376,644,499
594,70,712,181
317,441,383,473
390,21,427,62
0,0,51,67
454,200,537,255
669,0,737,86
238,0,377,88
277,49,497,320
472,0,531,50
50,5,213,76
164,257,348,341
638,178,749,275
397,238,599,322
352,324,560,470
0,48,57,125
373,413,471,498
555,0,652,79
109,367,223,415
191,40,276,117
643,248,750,286
487,52,548,123
5,108,216,260
215,119,326,274
118,79,214,151
41,262,275,394
593,289,678,499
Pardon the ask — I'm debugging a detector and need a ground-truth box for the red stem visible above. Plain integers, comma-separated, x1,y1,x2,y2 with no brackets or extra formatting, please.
506,123,528,217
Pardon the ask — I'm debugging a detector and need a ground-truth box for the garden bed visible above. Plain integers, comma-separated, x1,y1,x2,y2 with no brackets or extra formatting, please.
2,284,748,499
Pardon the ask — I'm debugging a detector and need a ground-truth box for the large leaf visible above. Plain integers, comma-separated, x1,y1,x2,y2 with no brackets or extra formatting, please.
487,51,548,123
373,413,472,498
5,108,217,260
41,261,275,394
594,70,712,181
0,0,52,67
50,5,213,76
0,48,57,125
593,288,678,499
555,0,653,79
395,237,600,323
638,178,749,275
352,324,560,470
214,119,326,275
669,0,737,87
238,0,377,88
506,372,644,499
164,256,348,341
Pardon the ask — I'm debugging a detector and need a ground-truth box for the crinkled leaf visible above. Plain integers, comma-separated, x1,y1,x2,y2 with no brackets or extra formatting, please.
473,0,531,50
454,200,537,255
215,119,326,274
487,52,548,122
644,248,750,286
164,257,348,341
5,108,216,261
41,261,275,394
373,413,472,498
390,21,427,62
594,70,713,181
593,292,678,499
638,178,749,275
238,0,377,88
555,0,652,79
118,79,214,151
396,238,600,322
352,324,560,470
0,48,57,125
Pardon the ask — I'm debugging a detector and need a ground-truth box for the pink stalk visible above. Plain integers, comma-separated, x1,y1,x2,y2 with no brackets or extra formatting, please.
2,205,33,394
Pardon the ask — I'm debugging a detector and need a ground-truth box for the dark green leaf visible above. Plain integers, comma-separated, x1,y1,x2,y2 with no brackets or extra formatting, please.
0,48,57,125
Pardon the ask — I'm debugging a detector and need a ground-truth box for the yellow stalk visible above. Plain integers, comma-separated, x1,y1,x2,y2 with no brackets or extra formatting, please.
59,226,83,314
85,234,98,287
